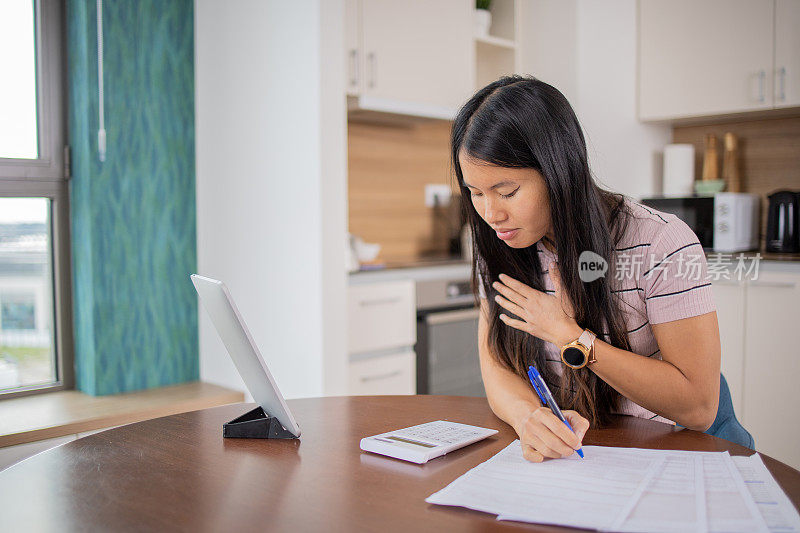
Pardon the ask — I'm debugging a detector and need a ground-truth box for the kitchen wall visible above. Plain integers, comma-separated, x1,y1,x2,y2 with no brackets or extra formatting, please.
520,0,799,210
521,0,671,200
673,115,800,243
348,120,458,263
195,0,348,399
348,0,670,265
574,0,672,199
519,0,578,105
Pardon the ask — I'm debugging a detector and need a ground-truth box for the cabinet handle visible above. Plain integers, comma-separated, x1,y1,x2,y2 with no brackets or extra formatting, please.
367,52,376,89
349,49,359,87
359,296,401,307
712,280,742,287
425,307,480,325
758,70,766,103
778,66,786,102
360,370,402,383
749,280,796,289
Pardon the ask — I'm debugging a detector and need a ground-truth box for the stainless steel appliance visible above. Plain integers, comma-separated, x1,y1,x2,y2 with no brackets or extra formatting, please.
640,192,759,252
766,190,800,253
415,277,484,397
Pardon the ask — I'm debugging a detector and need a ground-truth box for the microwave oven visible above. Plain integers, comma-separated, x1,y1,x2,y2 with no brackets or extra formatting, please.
640,193,760,253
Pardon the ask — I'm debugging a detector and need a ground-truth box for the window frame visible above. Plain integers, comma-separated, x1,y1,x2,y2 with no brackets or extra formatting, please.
0,0,73,399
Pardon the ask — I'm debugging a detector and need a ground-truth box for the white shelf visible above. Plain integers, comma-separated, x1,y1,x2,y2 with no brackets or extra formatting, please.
473,0,520,89
474,35,517,50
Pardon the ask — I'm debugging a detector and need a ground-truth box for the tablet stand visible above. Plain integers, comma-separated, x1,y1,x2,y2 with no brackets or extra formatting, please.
223,406,298,439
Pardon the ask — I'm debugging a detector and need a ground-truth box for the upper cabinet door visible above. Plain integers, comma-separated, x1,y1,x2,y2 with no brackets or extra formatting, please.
345,0,362,96
774,0,800,108
361,0,473,115
638,0,774,121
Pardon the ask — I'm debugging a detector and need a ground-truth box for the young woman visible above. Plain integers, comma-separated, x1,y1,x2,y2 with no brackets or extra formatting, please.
454,76,721,463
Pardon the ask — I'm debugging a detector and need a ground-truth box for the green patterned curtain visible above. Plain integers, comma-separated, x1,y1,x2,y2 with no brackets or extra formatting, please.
67,0,198,395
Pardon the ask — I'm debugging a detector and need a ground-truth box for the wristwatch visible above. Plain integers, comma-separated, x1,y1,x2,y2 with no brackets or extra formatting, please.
560,329,597,369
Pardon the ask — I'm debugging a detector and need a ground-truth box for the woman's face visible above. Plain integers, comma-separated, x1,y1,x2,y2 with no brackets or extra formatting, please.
459,151,552,249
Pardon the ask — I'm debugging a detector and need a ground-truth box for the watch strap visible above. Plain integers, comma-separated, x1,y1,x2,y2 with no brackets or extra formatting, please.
578,329,596,349
578,329,597,365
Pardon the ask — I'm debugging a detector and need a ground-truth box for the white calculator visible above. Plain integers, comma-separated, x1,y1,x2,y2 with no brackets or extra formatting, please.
359,421,498,464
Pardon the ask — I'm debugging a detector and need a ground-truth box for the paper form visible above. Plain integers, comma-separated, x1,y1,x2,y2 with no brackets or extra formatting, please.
733,454,800,532
613,448,768,533
705,452,769,533
426,442,664,531
427,444,775,532
616,454,706,532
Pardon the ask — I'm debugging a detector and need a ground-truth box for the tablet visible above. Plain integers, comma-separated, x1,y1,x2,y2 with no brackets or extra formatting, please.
191,274,301,437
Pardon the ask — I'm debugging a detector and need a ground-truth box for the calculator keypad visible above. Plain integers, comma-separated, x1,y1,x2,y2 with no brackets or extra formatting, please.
362,420,498,464
396,422,486,446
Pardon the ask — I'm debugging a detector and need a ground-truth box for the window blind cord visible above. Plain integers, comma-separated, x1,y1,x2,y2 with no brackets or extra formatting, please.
96,0,106,162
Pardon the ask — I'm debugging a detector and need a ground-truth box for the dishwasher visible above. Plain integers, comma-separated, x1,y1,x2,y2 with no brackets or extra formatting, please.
415,277,485,397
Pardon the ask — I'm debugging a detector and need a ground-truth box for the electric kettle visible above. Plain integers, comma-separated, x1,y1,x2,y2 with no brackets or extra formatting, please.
766,190,800,253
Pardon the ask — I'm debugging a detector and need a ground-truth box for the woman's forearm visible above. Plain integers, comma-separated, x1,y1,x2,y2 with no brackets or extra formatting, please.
478,302,543,434
589,339,719,430
554,314,720,430
482,362,542,435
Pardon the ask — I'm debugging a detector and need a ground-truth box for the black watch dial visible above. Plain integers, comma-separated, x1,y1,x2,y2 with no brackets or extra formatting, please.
562,346,586,367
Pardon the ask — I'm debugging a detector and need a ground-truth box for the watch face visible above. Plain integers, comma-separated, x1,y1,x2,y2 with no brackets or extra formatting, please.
563,346,586,368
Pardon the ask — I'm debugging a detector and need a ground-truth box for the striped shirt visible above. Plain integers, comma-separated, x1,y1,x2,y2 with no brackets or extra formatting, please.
482,200,716,424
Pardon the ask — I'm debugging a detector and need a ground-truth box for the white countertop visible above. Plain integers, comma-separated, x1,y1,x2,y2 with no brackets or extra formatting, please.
348,255,800,286
349,262,471,285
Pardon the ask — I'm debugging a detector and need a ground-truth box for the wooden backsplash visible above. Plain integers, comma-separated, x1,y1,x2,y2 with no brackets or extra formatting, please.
672,116,800,242
348,119,460,263
349,115,800,262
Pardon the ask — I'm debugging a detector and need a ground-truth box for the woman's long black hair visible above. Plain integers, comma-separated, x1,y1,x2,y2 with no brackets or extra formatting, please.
453,75,632,427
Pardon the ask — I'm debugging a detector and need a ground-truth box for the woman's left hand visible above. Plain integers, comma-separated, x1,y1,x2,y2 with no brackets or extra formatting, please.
492,266,582,347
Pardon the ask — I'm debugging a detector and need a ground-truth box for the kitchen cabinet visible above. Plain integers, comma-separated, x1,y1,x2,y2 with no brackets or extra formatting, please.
345,0,473,119
711,280,746,417
345,0,361,96
347,280,416,395
713,268,800,470
741,271,800,470
638,0,800,121
348,280,416,355
349,350,416,396
774,0,800,108
474,0,520,91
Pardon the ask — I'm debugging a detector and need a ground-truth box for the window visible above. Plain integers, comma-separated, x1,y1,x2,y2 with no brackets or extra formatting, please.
0,1,38,160
0,0,71,397
2,296,38,331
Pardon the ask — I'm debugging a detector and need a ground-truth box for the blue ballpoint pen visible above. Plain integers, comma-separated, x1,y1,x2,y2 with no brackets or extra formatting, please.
527,365,585,459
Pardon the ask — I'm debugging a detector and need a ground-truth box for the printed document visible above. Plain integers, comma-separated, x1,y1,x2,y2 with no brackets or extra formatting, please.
426,441,664,531
733,454,800,532
614,448,768,533
426,442,779,532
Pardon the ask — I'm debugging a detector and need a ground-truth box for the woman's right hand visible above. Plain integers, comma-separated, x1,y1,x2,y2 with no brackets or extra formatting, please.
515,407,589,462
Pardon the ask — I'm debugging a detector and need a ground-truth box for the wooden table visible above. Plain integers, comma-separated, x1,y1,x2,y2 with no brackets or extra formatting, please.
1,396,798,532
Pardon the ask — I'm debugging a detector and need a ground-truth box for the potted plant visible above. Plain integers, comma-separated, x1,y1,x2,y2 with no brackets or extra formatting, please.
475,0,492,37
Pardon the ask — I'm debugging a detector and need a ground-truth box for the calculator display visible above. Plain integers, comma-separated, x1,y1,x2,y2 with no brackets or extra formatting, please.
386,435,437,448
361,421,498,464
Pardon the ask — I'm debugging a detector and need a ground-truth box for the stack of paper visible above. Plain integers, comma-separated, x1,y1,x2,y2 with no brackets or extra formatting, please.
426,442,800,532
733,454,800,532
